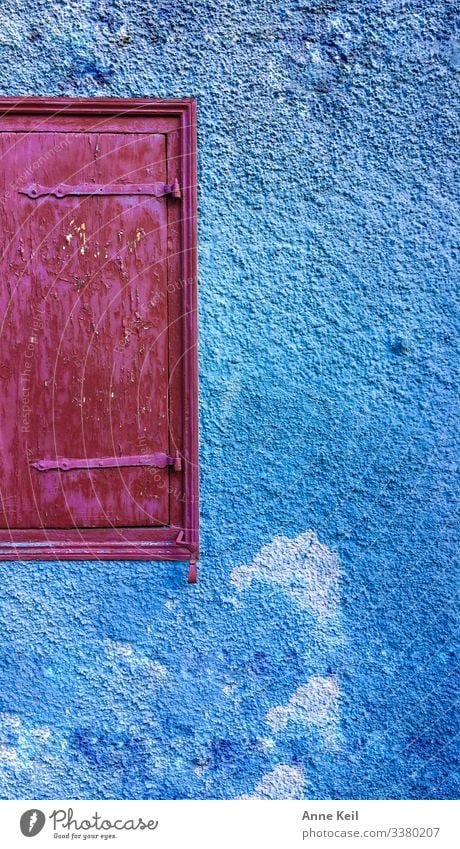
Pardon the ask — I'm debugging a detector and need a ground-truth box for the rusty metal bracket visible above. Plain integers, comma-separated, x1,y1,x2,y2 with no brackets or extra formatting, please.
19,177,181,200
188,559,198,584
31,451,182,472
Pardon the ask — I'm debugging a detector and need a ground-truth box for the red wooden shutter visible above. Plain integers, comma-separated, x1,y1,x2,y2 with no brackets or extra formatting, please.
0,99,198,582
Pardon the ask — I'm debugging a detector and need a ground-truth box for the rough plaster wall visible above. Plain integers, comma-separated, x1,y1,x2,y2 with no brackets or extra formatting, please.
0,0,458,799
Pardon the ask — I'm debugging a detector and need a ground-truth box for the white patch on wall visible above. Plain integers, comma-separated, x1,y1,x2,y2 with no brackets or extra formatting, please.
0,745,17,763
0,712,54,772
238,764,305,800
267,675,340,748
231,530,340,620
0,712,21,731
103,639,168,680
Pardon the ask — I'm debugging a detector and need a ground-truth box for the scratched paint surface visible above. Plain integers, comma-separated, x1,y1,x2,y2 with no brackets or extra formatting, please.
0,130,170,528
0,0,458,799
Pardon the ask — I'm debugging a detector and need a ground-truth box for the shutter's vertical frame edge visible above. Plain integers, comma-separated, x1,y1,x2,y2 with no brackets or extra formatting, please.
182,99,199,579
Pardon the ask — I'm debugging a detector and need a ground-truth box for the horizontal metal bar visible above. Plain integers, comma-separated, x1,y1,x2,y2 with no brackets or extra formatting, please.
19,177,181,199
0,540,174,547
0,542,196,567
31,452,181,472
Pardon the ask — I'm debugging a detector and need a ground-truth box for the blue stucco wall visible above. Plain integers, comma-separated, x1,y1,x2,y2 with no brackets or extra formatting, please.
0,0,458,800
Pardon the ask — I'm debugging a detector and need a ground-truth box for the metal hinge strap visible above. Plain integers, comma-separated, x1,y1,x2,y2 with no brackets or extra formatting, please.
19,177,181,200
31,451,182,472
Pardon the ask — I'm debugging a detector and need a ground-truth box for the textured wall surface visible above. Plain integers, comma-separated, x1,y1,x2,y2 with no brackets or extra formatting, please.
0,0,458,800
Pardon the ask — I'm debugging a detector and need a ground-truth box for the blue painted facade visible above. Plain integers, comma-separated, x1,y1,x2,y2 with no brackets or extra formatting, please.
0,0,458,800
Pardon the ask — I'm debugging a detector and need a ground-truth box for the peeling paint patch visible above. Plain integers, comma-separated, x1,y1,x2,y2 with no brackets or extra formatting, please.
0,713,21,731
0,746,17,763
267,675,340,748
0,712,56,779
103,638,168,679
231,530,340,619
239,764,305,799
